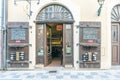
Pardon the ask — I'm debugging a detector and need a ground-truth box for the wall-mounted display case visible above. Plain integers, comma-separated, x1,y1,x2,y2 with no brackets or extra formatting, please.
7,22,29,68
79,22,101,68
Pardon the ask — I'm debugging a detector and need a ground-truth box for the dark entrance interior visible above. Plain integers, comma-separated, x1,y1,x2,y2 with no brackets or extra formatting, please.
46,23,63,66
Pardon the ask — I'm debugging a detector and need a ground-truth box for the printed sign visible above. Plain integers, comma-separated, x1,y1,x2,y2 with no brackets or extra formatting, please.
56,25,62,31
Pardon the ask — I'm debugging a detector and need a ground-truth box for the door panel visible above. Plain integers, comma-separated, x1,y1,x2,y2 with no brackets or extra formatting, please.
45,25,52,66
36,24,44,64
112,46,119,65
63,24,73,66
111,23,120,65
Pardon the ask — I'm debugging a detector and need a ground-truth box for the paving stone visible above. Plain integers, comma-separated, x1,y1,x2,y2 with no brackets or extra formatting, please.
0,70,120,80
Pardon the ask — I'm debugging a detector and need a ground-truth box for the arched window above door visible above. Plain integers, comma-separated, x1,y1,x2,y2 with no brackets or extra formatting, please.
111,5,120,22
36,4,74,22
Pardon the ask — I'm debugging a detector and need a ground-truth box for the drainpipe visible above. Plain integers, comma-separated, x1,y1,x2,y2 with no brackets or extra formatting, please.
0,0,2,69
2,0,7,70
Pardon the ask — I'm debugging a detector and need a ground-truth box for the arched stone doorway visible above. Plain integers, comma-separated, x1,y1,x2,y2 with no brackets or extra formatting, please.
35,4,74,67
111,4,120,65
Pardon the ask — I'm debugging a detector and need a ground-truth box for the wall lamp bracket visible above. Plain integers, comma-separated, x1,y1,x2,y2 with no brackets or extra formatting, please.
97,0,105,16
98,4,103,16
14,0,40,19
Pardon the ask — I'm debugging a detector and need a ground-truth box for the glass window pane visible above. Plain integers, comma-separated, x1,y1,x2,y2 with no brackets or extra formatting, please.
111,5,120,22
36,4,73,21
83,28,97,40
112,25,118,42
11,29,26,40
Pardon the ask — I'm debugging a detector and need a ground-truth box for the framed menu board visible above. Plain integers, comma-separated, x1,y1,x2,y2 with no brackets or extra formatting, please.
83,28,97,40
79,22,101,68
11,29,26,40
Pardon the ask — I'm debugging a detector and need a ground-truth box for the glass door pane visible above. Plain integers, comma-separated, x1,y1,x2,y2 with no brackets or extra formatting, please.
112,25,118,42
65,25,72,56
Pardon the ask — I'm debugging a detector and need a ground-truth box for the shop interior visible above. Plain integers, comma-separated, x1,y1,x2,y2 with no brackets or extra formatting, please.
46,23,63,66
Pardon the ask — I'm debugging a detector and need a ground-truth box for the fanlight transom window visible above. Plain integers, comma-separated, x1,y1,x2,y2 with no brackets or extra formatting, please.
111,5,120,22
36,4,73,21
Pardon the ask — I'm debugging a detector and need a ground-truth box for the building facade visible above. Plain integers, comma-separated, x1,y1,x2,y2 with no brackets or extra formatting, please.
6,0,120,69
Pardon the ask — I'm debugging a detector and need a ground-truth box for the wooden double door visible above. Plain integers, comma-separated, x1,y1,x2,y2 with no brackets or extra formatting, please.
36,23,73,67
112,23,120,65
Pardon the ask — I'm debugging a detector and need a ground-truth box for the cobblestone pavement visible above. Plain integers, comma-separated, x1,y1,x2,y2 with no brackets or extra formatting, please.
0,69,120,80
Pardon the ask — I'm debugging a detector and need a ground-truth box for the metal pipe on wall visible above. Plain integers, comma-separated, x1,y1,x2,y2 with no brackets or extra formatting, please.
0,0,2,69
2,0,7,70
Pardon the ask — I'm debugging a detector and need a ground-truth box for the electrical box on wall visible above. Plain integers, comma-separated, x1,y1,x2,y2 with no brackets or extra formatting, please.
79,22,101,68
